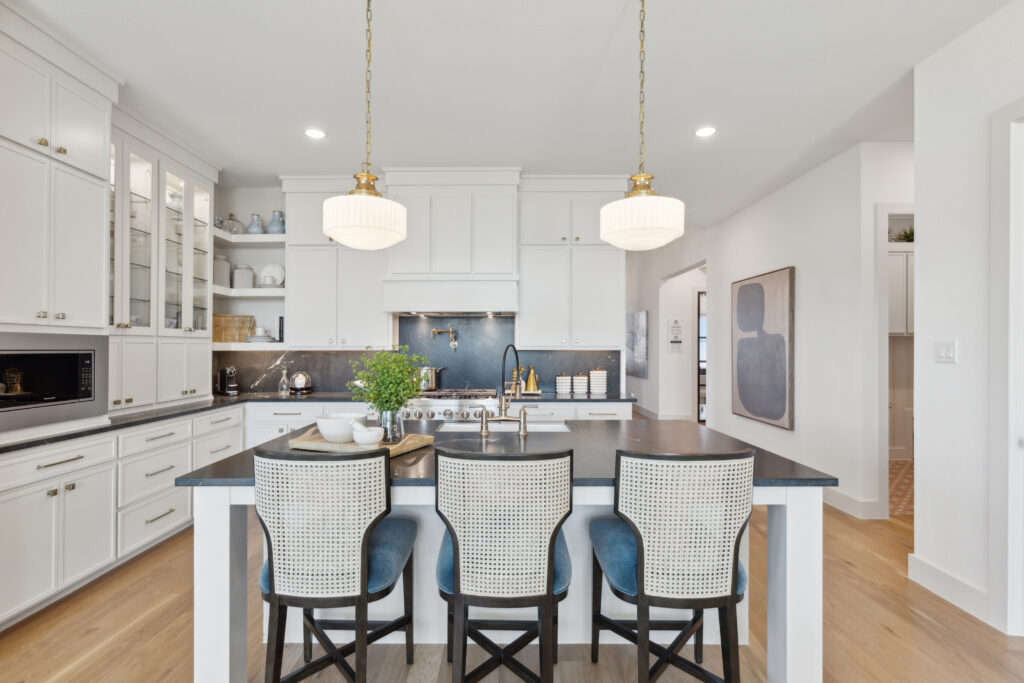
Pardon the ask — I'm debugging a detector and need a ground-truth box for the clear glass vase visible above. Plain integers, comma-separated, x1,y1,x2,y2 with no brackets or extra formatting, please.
379,410,405,444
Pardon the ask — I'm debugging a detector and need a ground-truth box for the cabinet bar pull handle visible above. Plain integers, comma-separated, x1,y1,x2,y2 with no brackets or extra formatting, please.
125,398,134,404
36,311,48,318
145,432,176,442
145,464,175,477
523,405,539,409
64,483,76,491
588,412,617,416
55,312,67,320
272,411,301,416
211,417,232,424
37,454,84,469
209,445,232,454
36,137,48,147
55,146,67,154
144,508,175,524
46,488,58,497
189,389,196,394
112,399,122,406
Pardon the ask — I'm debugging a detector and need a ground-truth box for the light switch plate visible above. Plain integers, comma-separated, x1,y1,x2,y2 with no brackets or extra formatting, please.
935,340,958,364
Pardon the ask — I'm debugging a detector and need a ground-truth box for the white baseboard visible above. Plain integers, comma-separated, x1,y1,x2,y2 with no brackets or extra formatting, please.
823,487,888,519
633,405,658,420
908,554,990,625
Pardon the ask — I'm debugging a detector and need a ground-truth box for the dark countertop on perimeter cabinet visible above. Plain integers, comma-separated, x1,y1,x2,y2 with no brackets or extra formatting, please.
509,393,636,403
175,419,838,489
0,392,364,456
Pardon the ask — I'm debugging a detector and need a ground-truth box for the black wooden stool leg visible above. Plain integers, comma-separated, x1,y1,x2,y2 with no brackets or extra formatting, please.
694,608,703,664
447,602,454,663
451,599,468,683
355,598,369,683
553,603,559,664
265,599,287,683
403,554,414,664
302,608,312,664
636,598,651,683
539,599,556,682
721,602,740,682
591,552,603,663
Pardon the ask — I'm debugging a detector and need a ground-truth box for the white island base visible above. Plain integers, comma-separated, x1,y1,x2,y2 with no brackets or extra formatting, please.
192,484,823,683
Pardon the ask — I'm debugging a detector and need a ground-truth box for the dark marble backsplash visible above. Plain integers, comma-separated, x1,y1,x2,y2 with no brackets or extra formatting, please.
398,316,620,392
214,318,620,393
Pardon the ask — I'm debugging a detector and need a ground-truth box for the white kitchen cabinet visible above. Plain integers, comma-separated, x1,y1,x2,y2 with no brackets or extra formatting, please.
108,337,122,409
518,247,571,347
888,249,914,335
338,247,392,348
571,246,624,346
245,423,298,449
187,340,212,398
387,189,431,273
159,165,212,338
0,479,60,622
0,138,49,325
431,192,473,274
59,462,116,587
51,74,110,180
286,246,338,347
283,191,333,246
520,195,572,245
0,36,49,155
109,337,157,410
570,194,613,245
157,339,188,402
51,164,107,328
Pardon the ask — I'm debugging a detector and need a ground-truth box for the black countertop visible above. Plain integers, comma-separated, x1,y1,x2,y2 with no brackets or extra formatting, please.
509,393,636,403
175,419,837,489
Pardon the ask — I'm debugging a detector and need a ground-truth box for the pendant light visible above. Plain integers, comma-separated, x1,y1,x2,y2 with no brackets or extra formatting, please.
323,0,407,250
600,0,685,251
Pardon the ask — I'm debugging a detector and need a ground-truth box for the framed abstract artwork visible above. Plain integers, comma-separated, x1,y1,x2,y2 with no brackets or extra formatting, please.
731,267,794,429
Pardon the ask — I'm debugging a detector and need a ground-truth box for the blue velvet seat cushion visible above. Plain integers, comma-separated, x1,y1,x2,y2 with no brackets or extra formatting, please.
435,528,572,596
259,517,417,596
589,517,747,597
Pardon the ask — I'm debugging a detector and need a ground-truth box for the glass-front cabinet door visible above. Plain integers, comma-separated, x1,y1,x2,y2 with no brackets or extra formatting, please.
108,134,158,334
191,183,211,334
162,170,186,334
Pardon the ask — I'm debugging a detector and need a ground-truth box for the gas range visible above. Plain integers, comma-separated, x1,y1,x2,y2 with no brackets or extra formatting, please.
401,389,499,421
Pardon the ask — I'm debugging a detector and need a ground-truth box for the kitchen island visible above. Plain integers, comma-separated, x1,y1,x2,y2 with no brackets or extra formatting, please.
177,419,836,683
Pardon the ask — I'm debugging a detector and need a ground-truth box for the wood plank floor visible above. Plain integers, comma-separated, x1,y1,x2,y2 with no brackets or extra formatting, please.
2,506,1024,681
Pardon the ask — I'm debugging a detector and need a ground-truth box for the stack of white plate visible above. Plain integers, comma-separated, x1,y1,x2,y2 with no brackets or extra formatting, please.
589,368,607,395
555,373,572,395
572,373,589,395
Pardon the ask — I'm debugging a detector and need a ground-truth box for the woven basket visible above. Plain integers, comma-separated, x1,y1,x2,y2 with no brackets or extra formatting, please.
213,314,255,343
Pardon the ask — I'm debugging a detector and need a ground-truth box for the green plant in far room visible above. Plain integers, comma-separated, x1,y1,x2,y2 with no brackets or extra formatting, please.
893,225,914,242
348,346,428,442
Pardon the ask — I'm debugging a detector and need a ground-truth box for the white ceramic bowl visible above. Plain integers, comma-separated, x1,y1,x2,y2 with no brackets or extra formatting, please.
316,412,366,443
353,427,385,447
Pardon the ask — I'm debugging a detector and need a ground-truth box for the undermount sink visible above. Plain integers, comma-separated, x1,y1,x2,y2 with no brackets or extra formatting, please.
437,421,571,433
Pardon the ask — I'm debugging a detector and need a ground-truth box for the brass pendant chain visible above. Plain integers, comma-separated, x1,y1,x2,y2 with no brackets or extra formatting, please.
363,0,373,174
638,0,646,176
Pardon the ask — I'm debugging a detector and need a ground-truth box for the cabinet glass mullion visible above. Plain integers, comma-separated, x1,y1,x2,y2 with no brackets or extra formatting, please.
127,151,154,329
191,185,211,332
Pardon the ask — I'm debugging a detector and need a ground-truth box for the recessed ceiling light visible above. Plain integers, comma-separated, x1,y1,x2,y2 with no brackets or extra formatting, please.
695,126,717,138
305,128,326,140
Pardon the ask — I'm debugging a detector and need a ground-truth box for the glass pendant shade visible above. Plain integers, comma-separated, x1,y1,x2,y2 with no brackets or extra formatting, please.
600,175,685,251
322,174,407,250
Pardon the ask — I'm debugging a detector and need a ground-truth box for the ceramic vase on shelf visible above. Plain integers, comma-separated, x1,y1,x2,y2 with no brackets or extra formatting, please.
244,213,263,234
379,410,405,444
265,210,286,234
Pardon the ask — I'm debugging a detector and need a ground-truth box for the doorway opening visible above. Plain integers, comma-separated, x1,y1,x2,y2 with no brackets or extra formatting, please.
657,264,707,421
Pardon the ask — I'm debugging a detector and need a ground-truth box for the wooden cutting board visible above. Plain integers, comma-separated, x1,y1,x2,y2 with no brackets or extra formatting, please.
287,428,434,457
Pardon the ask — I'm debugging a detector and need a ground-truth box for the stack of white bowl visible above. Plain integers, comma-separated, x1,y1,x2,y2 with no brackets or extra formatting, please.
572,373,589,395
555,373,572,395
589,368,607,395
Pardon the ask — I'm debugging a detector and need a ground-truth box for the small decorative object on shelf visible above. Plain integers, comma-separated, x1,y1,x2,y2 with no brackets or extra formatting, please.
213,254,231,287
348,345,428,444
244,213,263,234
232,264,255,289
222,213,246,234
277,367,290,396
265,210,286,234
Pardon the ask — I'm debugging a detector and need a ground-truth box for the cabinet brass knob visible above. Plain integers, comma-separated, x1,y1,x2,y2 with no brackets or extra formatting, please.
125,397,133,404
278,427,285,433
575,236,580,241
328,338,334,344
55,312,66,320
340,339,347,344
561,339,567,344
46,488,58,497
65,483,76,492
113,399,121,405
55,146,67,155
561,236,567,241
36,137,48,147
37,311,48,318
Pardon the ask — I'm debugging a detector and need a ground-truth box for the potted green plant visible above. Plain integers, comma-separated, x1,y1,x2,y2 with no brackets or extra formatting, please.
348,346,428,443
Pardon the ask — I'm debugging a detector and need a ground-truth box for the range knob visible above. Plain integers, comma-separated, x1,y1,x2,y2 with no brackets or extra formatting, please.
413,409,424,419
442,409,454,419
487,409,497,418
401,409,412,418
459,409,471,419
473,409,482,418
426,410,435,419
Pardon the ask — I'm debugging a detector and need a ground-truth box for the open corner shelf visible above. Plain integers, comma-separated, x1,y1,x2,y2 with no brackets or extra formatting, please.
212,227,287,248
212,284,285,299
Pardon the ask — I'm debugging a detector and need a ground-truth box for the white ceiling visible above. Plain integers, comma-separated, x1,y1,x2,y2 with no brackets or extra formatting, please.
9,0,1008,227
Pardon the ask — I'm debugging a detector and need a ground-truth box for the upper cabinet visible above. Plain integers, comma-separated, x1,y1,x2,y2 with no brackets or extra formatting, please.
384,168,519,279
0,36,110,180
158,166,212,337
888,245,915,335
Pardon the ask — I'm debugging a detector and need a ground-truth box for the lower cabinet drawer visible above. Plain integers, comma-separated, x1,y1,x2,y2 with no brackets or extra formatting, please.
574,403,633,420
245,403,323,424
118,487,191,557
120,419,192,458
0,436,116,492
119,443,191,508
516,403,577,421
193,407,243,438
193,428,243,470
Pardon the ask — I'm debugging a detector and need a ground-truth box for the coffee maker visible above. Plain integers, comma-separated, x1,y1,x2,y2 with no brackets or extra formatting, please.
217,366,239,396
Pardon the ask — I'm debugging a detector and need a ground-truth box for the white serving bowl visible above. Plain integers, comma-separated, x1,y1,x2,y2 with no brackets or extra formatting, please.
316,412,366,443
353,427,385,447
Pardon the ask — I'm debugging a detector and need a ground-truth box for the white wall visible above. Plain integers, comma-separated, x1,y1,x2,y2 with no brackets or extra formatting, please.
214,186,285,227
657,268,706,419
911,0,1024,629
626,142,913,516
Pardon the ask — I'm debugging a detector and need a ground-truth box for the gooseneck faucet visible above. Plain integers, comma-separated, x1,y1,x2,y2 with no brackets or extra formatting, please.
497,343,522,420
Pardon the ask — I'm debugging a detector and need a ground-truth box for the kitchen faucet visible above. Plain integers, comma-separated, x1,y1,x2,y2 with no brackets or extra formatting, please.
494,344,528,433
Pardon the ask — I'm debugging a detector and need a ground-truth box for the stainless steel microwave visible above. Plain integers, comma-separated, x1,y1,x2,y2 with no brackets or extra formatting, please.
0,333,108,433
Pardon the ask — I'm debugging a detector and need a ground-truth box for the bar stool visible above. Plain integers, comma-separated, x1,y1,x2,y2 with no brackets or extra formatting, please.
254,449,417,683
434,446,573,683
589,449,755,683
